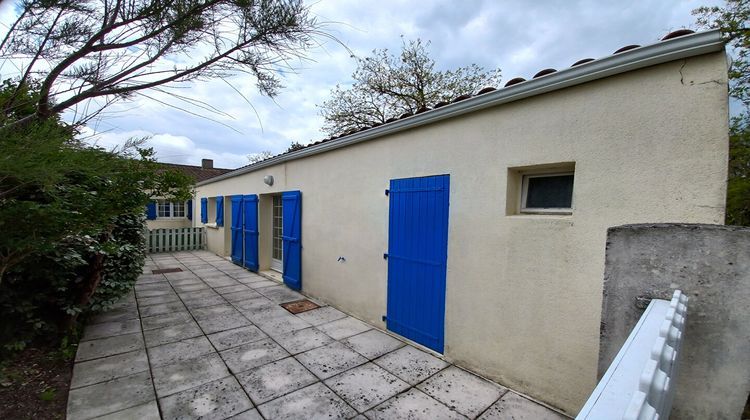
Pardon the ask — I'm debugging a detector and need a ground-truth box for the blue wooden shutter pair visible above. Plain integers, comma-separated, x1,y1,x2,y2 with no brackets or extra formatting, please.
282,191,302,291
200,197,208,223
187,199,193,220
242,195,259,271
146,201,157,220
230,196,243,264
215,196,224,226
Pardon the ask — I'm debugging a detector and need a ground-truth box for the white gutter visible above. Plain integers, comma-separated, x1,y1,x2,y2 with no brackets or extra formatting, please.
197,29,724,187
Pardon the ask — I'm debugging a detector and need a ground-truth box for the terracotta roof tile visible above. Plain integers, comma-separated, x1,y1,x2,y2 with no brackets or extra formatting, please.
157,162,233,182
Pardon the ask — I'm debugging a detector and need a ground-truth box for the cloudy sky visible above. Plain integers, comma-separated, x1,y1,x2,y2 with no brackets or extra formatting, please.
0,0,721,169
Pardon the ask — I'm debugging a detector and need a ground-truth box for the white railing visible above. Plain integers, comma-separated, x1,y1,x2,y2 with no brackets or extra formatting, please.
577,290,688,420
146,227,205,253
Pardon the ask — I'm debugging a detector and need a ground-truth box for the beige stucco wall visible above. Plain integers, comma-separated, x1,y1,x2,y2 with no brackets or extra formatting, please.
193,52,728,414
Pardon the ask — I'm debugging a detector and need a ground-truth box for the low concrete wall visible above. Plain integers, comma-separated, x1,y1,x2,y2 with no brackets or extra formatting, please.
599,223,750,419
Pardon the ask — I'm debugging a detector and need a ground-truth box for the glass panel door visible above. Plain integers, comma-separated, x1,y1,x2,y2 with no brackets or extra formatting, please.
271,195,283,272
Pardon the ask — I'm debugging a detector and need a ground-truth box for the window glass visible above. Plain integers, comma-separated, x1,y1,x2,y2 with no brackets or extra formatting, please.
158,200,170,217
272,195,283,262
173,201,185,218
524,174,574,209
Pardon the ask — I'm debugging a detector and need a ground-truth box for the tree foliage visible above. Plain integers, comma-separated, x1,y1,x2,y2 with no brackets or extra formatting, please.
695,0,750,225
0,0,326,128
319,38,501,137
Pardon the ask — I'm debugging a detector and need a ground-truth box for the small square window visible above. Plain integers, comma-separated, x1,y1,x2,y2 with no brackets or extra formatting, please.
173,201,185,218
157,200,171,218
521,172,574,214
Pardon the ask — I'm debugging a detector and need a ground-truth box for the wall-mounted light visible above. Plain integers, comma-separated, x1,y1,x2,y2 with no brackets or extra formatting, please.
264,175,274,186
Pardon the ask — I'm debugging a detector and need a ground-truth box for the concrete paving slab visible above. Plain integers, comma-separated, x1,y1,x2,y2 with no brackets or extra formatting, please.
295,341,367,380
365,388,466,420
67,371,155,420
158,376,253,419
325,362,410,413
139,301,187,318
244,279,279,289
164,271,199,280
417,366,507,418
178,288,219,301
168,277,204,286
254,312,311,336
233,297,277,313
219,338,290,374
151,353,230,398
203,276,241,288
76,332,144,362
172,282,210,293
257,382,356,420
341,329,406,360
226,409,263,420
190,303,238,319
197,314,253,334
141,311,193,331
147,336,215,367
207,325,268,351
94,400,160,420
82,319,141,341
256,285,304,303
214,284,251,294
136,288,175,298
137,294,181,307
294,305,347,326
272,327,333,355
135,283,173,292
88,306,140,324
183,294,228,309
374,345,449,386
242,305,290,323
71,349,148,389
223,290,262,303
144,322,204,348
236,357,318,404
477,391,567,420
317,316,372,340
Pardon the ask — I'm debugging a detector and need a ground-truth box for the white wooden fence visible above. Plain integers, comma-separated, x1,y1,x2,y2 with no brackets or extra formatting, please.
146,227,205,253
577,290,688,420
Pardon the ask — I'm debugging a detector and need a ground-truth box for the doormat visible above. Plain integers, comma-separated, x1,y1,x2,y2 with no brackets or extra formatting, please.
280,299,320,314
152,267,183,274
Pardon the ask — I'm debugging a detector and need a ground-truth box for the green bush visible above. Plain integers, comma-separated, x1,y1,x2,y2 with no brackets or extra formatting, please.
0,213,147,353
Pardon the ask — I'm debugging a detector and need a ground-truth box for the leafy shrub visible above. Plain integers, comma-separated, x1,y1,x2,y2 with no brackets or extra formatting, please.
0,213,146,354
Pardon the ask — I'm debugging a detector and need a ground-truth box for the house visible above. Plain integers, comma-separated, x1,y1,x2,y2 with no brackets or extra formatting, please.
145,159,232,229
191,29,728,415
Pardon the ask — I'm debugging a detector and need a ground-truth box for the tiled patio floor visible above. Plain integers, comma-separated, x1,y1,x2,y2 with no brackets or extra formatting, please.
67,251,567,420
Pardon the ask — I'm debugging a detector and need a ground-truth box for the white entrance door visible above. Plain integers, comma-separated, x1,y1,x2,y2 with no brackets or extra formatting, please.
271,195,283,272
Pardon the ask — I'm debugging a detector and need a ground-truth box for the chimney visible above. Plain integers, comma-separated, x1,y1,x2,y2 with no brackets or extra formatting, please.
201,159,213,169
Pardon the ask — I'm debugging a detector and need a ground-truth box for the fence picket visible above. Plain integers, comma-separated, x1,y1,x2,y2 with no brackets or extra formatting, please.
147,227,206,253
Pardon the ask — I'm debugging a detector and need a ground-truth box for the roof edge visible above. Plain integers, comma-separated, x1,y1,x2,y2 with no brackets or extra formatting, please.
197,29,724,187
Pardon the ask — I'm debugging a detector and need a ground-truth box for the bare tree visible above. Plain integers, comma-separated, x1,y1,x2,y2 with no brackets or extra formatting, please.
247,150,273,163
0,0,332,128
319,38,501,137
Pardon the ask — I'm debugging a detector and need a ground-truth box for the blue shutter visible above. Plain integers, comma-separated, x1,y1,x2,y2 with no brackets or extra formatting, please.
282,190,302,291
230,196,243,264
215,196,224,227
200,197,208,223
146,201,157,220
242,195,259,271
186,199,193,220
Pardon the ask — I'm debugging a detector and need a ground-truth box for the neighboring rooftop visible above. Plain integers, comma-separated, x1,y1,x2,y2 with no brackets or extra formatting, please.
197,29,725,186
159,158,233,182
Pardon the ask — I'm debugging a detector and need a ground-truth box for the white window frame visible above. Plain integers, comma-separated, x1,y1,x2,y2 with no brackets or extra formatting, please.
520,172,574,215
271,195,283,272
156,199,189,219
